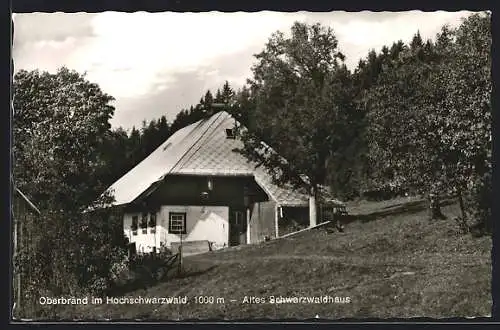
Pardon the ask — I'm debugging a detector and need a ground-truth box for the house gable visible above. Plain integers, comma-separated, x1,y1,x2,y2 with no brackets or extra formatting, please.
126,174,270,212
104,111,311,207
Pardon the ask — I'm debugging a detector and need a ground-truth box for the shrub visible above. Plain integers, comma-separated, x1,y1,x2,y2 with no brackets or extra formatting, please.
109,255,130,285
454,216,469,234
88,277,109,297
362,183,409,201
464,171,492,236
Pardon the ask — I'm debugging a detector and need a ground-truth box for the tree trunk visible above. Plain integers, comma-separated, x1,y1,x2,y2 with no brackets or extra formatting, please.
457,187,467,220
429,183,446,220
309,186,317,227
246,208,251,244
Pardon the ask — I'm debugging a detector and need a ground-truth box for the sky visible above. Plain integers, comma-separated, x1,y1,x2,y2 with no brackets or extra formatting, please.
12,11,476,130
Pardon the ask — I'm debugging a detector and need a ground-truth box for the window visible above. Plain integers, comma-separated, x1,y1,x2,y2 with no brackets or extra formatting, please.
225,128,235,139
234,211,244,226
148,213,157,227
169,212,187,234
149,212,157,234
131,215,138,235
163,142,172,151
140,212,148,234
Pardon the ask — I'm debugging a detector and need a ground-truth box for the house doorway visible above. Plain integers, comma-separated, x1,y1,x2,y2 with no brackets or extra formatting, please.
229,209,247,246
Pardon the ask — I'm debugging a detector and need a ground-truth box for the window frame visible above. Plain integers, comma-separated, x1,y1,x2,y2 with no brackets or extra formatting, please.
131,215,138,235
140,212,148,234
234,211,244,226
225,128,236,139
148,212,157,228
168,212,187,234
140,212,148,229
149,212,157,233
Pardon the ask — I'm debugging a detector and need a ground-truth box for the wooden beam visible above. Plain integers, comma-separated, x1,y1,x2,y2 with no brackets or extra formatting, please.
309,192,317,227
275,205,279,238
279,220,332,239
13,204,21,314
246,208,251,244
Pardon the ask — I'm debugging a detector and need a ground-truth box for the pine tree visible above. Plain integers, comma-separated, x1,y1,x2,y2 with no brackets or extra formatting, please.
158,115,170,142
221,81,235,105
215,88,223,103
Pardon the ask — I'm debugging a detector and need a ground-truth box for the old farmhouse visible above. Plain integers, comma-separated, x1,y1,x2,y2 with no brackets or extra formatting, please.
104,111,343,254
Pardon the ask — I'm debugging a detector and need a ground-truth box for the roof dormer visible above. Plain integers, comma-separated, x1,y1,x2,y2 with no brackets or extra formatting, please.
225,128,236,139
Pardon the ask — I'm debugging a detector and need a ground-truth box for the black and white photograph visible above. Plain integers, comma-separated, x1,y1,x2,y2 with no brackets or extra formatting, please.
11,9,492,321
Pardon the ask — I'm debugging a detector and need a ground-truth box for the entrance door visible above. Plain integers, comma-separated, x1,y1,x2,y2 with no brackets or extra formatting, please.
229,209,247,246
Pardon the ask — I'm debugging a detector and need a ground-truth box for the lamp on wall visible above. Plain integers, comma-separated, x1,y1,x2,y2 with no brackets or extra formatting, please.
201,191,209,214
207,177,213,191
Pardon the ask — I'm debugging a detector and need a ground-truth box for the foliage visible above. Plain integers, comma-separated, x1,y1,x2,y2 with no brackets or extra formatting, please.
13,14,493,319
363,34,443,194
237,22,359,201
12,67,129,316
109,251,179,295
13,67,114,210
360,13,491,234
109,255,130,284
13,72,240,315
434,13,492,233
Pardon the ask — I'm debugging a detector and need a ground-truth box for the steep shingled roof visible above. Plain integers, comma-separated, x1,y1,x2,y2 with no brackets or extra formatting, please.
106,111,313,207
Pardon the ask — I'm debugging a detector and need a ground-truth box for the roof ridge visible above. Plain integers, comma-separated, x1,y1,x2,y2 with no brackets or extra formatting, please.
130,113,226,204
102,110,326,207
116,118,205,185
172,112,233,172
168,111,227,175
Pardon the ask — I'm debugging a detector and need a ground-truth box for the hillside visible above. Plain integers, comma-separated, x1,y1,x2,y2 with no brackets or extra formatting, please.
54,202,491,320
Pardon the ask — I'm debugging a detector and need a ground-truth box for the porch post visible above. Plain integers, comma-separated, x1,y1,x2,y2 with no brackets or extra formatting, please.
309,188,317,228
275,205,280,238
246,208,251,244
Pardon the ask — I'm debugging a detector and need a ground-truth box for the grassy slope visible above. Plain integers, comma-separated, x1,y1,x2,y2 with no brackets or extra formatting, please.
58,203,491,320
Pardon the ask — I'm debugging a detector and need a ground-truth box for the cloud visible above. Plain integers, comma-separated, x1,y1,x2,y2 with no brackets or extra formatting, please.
323,11,472,69
12,11,477,130
13,13,96,46
78,11,308,99
12,13,97,72
109,47,260,129
81,10,472,100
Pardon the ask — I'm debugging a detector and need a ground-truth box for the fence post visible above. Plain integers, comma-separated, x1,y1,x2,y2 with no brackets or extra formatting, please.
13,204,21,315
178,233,183,276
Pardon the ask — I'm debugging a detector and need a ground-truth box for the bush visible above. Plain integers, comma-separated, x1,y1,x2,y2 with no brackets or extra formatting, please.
13,206,131,319
464,171,492,236
110,255,129,279
107,250,180,295
88,277,109,297
454,216,469,234
362,184,409,201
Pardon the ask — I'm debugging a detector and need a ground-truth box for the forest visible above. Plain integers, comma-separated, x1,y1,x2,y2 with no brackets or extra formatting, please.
12,12,491,317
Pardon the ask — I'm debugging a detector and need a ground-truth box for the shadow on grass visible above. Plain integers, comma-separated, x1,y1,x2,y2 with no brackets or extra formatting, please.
347,198,456,224
108,264,218,297
178,265,218,279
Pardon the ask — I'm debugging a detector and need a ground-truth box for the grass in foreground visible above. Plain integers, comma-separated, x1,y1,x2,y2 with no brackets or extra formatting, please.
53,203,491,320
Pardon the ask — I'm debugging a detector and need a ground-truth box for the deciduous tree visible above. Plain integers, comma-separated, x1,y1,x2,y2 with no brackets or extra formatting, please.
238,22,358,225
13,68,128,312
